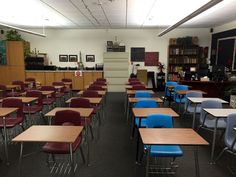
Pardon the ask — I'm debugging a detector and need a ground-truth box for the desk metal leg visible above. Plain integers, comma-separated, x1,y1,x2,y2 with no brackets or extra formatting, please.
210,119,219,164
135,119,142,163
3,116,9,165
18,142,24,177
194,146,200,177
145,146,150,177
192,104,197,129
126,101,130,123
69,143,75,177
85,121,90,166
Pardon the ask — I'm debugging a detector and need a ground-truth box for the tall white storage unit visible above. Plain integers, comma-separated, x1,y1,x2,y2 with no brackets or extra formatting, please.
103,52,129,92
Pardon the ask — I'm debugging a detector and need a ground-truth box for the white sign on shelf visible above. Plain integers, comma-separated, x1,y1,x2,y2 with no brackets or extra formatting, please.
75,70,82,77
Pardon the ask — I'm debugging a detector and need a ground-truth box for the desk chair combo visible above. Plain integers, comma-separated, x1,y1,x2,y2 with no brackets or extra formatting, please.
143,114,183,176
40,86,56,111
184,91,203,117
173,85,188,112
164,81,178,106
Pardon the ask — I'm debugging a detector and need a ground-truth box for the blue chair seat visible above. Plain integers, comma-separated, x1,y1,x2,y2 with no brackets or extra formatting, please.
145,145,183,157
175,97,186,104
135,118,146,127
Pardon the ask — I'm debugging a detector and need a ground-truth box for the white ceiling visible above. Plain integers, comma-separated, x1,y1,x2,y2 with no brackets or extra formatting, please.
0,0,236,29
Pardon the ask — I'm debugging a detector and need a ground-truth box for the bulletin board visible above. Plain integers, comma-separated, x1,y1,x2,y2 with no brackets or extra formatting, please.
145,52,159,66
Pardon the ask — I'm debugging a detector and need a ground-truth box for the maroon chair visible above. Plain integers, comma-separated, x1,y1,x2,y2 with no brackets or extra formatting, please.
82,90,101,98
23,90,43,124
0,98,24,130
128,78,139,82
40,86,56,109
88,85,105,91
96,78,106,82
132,84,146,90
93,81,106,86
25,78,36,88
42,110,85,163
70,98,95,139
6,80,25,97
52,82,66,105
62,78,72,89
0,84,7,99
129,81,142,85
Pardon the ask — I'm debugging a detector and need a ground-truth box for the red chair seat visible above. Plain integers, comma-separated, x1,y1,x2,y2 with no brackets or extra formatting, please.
0,117,23,128
23,105,43,114
42,135,82,154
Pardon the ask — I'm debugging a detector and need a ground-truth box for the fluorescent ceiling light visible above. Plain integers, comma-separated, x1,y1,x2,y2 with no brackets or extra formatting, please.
158,0,223,36
0,0,72,27
143,0,211,27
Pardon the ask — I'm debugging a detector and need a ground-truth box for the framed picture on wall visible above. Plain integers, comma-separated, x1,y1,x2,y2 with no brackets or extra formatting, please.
86,55,95,62
69,55,78,62
59,55,68,62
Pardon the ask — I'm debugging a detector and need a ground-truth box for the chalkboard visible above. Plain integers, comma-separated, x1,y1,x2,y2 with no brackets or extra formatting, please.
131,47,145,61
0,40,7,65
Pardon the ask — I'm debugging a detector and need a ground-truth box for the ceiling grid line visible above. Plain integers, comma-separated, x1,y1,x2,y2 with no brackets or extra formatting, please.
39,0,80,26
98,0,111,28
68,0,96,27
81,0,101,26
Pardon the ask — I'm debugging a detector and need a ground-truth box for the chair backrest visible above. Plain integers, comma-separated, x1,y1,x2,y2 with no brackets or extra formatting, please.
135,91,151,98
26,90,43,106
200,100,222,123
12,80,25,91
129,78,139,82
25,78,36,87
132,84,146,90
62,78,72,82
82,90,100,98
134,99,157,108
0,84,7,98
174,85,188,101
146,114,173,128
94,81,106,85
224,113,236,150
129,81,141,85
54,110,81,126
97,78,106,82
70,98,91,108
2,98,23,117
40,86,56,97
185,91,203,109
52,81,65,92
88,85,104,91
165,81,178,96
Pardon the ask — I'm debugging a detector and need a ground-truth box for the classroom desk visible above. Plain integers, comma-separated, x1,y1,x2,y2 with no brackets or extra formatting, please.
45,107,93,165
139,128,208,177
12,125,83,177
126,97,163,122
125,85,147,90
78,90,106,96
84,85,107,90
203,108,236,163
0,107,18,164
132,108,179,162
6,85,21,93
66,97,102,105
187,97,228,129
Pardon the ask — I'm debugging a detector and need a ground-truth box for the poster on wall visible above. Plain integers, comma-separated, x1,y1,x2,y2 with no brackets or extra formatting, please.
145,52,159,66
0,41,7,65
59,55,68,62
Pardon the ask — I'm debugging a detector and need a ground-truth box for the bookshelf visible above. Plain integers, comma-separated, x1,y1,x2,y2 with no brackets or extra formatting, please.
168,45,200,81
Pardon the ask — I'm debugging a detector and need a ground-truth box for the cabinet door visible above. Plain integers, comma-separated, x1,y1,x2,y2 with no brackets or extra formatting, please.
83,72,93,88
26,72,45,85
93,72,103,81
0,66,10,84
45,73,55,85
54,72,65,82
6,41,24,66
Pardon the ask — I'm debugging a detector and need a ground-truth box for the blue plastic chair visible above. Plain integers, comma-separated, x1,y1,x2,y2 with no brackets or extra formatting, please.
165,81,178,97
135,91,151,98
215,113,236,162
184,91,203,114
174,85,188,104
134,99,157,127
145,114,183,157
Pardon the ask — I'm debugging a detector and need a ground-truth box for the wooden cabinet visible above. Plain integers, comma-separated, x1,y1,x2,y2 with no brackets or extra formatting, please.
92,72,103,81
168,45,199,81
83,72,93,87
45,73,55,85
54,72,65,82
64,72,84,90
25,72,45,85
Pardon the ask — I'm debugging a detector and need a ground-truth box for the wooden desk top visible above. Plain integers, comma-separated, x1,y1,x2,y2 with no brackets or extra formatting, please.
63,82,72,85
6,85,20,90
187,97,228,104
0,108,18,117
0,97,38,104
66,97,102,104
125,81,145,85
176,90,207,95
54,85,64,89
84,85,107,89
12,125,83,143
45,107,94,117
139,128,208,145
127,90,155,95
78,90,106,95
203,108,236,117
128,97,163,103
41,91,55,95
125,85,147,89
132,108,179,118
